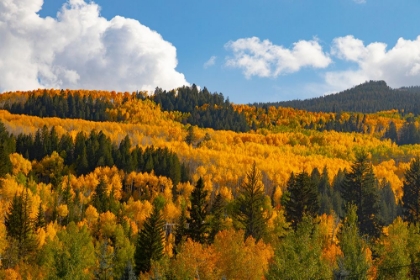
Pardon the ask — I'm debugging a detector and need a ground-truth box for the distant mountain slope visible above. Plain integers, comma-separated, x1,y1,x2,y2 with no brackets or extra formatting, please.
254,81,420,114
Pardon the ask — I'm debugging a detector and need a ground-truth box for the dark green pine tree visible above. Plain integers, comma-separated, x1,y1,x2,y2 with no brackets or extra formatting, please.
174,202,187,250
34,203,46,229
208,193,226,243
134,202,165,275
186,177,208,243
402,156,420,224
284,171,320,230
234,162,268,241
92,178,110,213
0,143,12,177
4,190,37,265
340,151,381,237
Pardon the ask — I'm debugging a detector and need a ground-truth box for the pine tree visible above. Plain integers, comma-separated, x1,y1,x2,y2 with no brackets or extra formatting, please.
92,178,110,213
340,151,381,237
4,190,37,265
284,171,320,230
0,143,12,177
208,193,226,243
234,162,268,241
334,204,370,280
186,177,208,243
402,156,420,224
134,202,165,275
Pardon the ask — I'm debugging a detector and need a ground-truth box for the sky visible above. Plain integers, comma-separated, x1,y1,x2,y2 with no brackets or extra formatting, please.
1,0,420,103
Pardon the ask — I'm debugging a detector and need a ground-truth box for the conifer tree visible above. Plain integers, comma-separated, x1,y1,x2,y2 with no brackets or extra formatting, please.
334,204,370,280
234,162,268,241
186,177,208,243
340,151,381,237
4,190,37,265
92,178,110,213
208,193,226,243
402,156,420,224
284,171,320,230
134,202,165,275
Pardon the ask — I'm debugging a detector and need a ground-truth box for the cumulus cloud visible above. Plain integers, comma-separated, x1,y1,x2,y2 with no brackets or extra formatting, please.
325,35,420,90
0,0,188,93
203,56,216,68
224,37,332,78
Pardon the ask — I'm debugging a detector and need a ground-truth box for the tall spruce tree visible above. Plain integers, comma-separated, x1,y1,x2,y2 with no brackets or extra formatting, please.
284,171,320,230
234,162,268,241
186,177,208,243
340,151,381,237
402,156,420,224
134,201,165,275
4,190,37,266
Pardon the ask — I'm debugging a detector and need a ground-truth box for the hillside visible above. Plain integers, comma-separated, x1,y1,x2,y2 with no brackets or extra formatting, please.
255,80,420,114
1,87,420,278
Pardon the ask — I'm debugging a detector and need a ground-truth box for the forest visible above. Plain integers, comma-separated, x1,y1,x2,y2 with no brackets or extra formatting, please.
1,84,420,279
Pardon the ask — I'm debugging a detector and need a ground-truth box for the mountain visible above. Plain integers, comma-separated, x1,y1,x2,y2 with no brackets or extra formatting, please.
253,81,420,114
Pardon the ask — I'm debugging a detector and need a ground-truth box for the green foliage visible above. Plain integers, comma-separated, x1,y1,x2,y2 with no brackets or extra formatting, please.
186,177,209,243
4,190,37,266
335,204,370,280
341,151,382,237
234,162,268,241
260,80,420,114
284,171,320,230
402,156,420,224
376,217,411,280
153,85,250,132
42,222,96,280
266,216,332,280
134,204,165,275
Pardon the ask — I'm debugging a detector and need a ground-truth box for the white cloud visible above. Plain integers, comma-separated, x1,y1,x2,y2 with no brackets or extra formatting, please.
224,37,332,79
0,0,188,93
353,0,366,4
203,56,216,68
325,35,420,91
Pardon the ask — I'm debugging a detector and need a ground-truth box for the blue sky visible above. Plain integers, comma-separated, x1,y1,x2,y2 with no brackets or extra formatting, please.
2,0,420,103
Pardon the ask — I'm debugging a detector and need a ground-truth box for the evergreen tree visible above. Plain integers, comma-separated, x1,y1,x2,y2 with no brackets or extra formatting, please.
267,216,332,280
186,177,208,243
35,203,46,229
334,204,370,280
134,202,165,275
284,171,320,230
185,125,196,146
234,162,268,241
208,193,226,243
92,178,110,213
4,190,37,266
340,151,381,237
0,143,12,177
402,156,420,224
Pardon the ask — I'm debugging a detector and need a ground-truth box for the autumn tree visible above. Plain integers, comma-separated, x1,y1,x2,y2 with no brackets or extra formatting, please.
402,156,420,224
234,162,268,241
186,177,209,243
134,201,165,275
340,151,381,237
283,171,320,230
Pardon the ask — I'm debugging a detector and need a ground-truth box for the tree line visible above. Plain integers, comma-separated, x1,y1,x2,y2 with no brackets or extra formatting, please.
255,80,420,114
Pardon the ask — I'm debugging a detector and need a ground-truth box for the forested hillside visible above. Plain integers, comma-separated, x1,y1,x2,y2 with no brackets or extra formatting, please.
257,80,420,114
1,86,420,279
